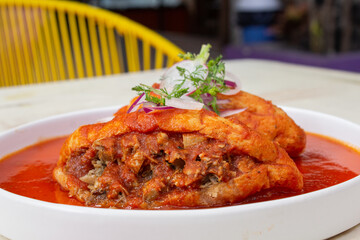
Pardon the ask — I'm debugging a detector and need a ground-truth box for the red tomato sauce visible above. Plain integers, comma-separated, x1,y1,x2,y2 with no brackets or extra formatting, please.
0,133,359,207
0,136,83,206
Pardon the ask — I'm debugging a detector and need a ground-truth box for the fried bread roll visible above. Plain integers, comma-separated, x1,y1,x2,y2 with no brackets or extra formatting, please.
54,108,303,209
219,91,306,157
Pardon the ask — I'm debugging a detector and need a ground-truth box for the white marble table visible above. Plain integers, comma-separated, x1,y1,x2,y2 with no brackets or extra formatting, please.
0,59,359,239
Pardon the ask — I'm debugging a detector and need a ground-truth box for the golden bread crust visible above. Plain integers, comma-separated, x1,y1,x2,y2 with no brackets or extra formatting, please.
218,91,306,157
54,108,303,209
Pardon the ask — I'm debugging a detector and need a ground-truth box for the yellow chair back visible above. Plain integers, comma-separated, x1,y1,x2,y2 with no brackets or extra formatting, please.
0,0,183,87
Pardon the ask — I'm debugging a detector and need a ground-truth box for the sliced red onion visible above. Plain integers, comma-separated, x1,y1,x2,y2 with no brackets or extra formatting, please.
128,101,150,113
142,101,157,108
224,80,237,88
186,89,196,96
200,93,212,105
127,93,145,113
166,97,204,110
135,101,156,113
150,106,175,110
222,71,241,96
142,106,175,113
219,108,247,118
160,60,208,94
129,104,141,113
142,107,154,113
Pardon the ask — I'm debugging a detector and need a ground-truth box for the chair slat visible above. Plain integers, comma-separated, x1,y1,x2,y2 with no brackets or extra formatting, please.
48,8,66,80
115,31,125,73
78,14,93,77
107,27,120,74
131,34,140,71
155,50,163,69
98,22,111,75
41,8,57,81
124,33,133,72
0,17,9,87
88,18,102,76
142,41,150,71
0,7,11,87
9,6,26,85
24,7,42,84
125,33,140,72
1,6,19,85
58,9,75,79
33,7,51,83
16,6,35,84
69,12,84,78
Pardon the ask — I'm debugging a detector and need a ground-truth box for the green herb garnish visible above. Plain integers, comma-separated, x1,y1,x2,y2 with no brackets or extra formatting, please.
132,44,229,114
132,81,189,105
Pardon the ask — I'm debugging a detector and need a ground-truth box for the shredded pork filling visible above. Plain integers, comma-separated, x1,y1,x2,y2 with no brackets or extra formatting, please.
64,131,263,208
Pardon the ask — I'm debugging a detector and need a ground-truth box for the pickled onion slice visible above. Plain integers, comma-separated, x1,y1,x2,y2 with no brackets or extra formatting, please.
127,93,145,113
219,108,247,117
222,72,241,95
160,60,208,94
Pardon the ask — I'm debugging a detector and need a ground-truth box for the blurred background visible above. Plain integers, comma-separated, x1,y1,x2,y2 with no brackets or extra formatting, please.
72,0,360,73
73,0,360,73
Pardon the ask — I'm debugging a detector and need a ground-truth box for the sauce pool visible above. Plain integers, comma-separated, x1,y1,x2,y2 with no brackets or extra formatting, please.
0,133,360,207
241,133,360,204
0,136,83,206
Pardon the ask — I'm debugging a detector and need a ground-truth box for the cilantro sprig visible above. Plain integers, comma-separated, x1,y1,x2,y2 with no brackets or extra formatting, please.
180,55,227,114
131,44,229,115
132,81,189,106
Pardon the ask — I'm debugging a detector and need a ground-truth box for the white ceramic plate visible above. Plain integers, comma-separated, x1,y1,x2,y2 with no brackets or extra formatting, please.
0,106,360,240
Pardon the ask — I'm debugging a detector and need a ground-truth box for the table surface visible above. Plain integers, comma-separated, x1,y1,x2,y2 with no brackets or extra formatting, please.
0,59,360,240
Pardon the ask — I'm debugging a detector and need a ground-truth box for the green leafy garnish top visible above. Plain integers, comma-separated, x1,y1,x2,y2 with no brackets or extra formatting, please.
132,44,232,114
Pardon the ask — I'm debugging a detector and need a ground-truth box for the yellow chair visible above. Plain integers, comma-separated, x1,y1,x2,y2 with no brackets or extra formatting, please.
0,0,183,87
